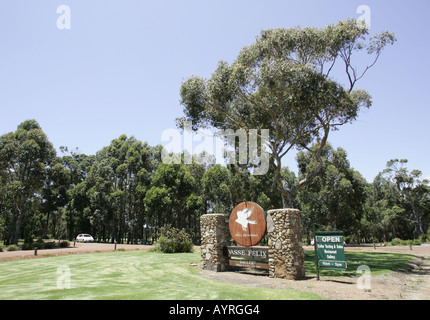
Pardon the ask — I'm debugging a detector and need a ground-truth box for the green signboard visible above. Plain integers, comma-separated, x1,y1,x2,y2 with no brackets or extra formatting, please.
313,227,347,280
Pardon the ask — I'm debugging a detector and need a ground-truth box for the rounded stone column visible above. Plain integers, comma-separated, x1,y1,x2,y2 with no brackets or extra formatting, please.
200,213,231,272
267,208,305,280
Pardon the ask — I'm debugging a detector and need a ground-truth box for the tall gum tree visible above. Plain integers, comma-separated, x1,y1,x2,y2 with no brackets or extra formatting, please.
178,19,395,208
0,120,56,244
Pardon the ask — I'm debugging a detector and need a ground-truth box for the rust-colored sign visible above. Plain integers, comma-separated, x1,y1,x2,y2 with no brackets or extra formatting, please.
229,202,266,247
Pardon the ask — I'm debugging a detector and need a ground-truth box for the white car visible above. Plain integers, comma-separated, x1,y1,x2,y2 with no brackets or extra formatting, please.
76,234,94,243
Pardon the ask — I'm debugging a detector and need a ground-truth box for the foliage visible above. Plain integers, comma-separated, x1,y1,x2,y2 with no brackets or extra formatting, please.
59,240,70,248
22,236,34,250
364,159,430,242
178,19,395,207
20,237,70,250
297,143,368,243
6,244,19,251
419,234,430,243
153,226,193,253
1,119,429,246
389,238,421,246
42,241,55,249
0,120,57,244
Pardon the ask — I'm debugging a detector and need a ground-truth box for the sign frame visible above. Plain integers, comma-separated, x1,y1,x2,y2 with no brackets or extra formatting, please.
225,246,269,270
226,202,269,271
229,201,266,247
313,225,347,280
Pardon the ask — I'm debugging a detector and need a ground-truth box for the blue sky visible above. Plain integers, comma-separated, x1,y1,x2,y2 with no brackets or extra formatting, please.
0,0,429,182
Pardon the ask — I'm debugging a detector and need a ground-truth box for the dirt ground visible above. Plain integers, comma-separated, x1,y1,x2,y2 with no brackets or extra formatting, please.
1,242,429,300
0,242,153,262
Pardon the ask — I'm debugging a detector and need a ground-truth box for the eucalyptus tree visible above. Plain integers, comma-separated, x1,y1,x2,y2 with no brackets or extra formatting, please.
380,159,429,239
202,164,233,213
178,19,395,208
69,135,154,243
297,144,368,242
145,162,197,230
60,148,95,240
41,161,71,238
0,120,56,244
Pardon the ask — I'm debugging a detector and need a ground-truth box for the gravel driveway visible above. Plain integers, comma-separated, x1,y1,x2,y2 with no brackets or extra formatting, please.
0,242,153,262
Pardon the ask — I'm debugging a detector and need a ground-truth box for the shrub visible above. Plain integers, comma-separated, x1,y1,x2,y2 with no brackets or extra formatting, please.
153,226,193,253
35,238,44,249
43,241,55,249
390,238,421,246
6,244,19,251
412,239,421,246
59,240,70,248
390,238,403,246
22,236,34,250
419,234,430,244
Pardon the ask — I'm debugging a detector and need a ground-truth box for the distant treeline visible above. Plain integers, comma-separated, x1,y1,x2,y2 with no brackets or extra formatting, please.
1,120,429,245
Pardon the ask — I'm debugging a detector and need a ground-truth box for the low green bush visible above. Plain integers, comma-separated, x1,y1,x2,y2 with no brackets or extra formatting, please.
153,226,193,253
59,240,70,248
419,234,430,243
390,238,421,246
35,238,44,248
6,244,19,251
42,241,55,249
22,236,34,250
390,238,403,246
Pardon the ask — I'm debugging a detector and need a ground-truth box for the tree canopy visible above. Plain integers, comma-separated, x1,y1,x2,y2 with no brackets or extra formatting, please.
178,19,395,207
0,120,429,246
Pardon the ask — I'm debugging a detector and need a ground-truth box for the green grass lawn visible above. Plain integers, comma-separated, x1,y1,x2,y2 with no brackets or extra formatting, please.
304,250,415,277
0,249,414,300
0,250,322,300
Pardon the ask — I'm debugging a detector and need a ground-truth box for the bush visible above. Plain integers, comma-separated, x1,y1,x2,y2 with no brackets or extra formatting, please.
35,238,44,249
390,238,403,246
6,244,19,251
390,238,421,246
412,239,421,246
22,236,34,250
153,226,193,253
419,234,430,244
43,241,55,249
59,240,70,248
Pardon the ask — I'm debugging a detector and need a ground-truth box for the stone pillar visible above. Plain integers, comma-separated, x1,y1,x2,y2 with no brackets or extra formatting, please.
267,209,305,280
200,214,231,272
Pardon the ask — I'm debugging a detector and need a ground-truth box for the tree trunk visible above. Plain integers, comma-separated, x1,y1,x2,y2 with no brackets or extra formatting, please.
12,198,26,245
411,199,424,238
44,212,51,238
